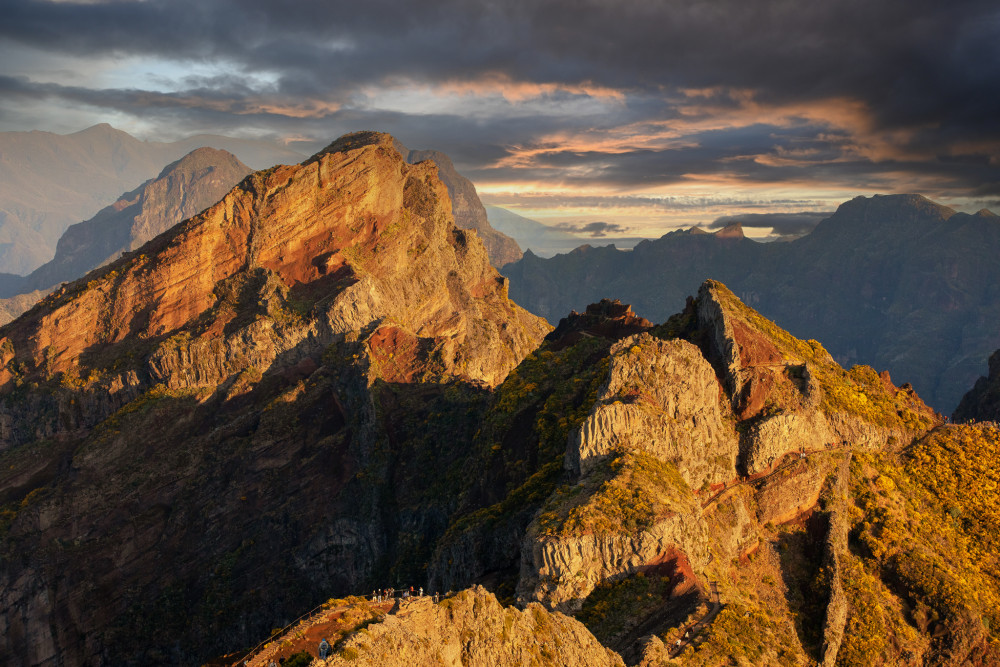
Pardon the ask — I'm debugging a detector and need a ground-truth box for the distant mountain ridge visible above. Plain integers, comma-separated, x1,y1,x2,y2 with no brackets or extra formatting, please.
0,147,253,323
502,194,1000,411
485,205,648,257
0,123,305,274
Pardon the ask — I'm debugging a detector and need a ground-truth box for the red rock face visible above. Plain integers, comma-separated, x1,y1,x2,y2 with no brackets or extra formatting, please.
0,131,548,395
546,298,654,349
730,319,788,420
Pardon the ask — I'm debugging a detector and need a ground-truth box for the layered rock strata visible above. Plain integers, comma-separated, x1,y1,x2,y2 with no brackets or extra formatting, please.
0,131,548,452
0,131,548,666
566,334,737,488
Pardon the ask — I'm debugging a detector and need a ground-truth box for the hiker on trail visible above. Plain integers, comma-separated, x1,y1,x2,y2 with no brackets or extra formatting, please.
419,586,424,597
434,592,439,603
268,660,278,667
319,638,330,659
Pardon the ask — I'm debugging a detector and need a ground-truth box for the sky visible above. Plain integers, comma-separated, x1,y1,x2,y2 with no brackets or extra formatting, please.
1,0,999,240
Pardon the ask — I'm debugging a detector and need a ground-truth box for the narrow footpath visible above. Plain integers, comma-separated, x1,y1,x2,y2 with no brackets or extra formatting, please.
668,582,723,658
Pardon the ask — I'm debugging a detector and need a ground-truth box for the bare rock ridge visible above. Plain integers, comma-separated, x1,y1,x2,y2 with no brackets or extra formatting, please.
404,148,522,268
324,588,623,667
0,147,253,323
0,130,546,429
0,131,549,665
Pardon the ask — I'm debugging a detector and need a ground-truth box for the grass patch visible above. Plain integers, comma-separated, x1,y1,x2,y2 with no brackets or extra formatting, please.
536,450,692,537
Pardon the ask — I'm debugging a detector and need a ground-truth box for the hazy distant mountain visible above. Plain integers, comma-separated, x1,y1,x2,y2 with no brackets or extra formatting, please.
484,205,583,256
486,205,648,257
0,124,304,274
502,194,1000,412
0,147,252,322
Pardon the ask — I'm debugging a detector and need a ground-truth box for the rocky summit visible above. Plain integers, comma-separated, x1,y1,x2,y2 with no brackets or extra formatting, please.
1,132,998,667
0,131,547,666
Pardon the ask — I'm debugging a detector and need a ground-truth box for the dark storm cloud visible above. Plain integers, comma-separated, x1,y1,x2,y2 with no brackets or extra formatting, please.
707,212,833,239
553,221,629,237
4,0,997,119
1,0,998,199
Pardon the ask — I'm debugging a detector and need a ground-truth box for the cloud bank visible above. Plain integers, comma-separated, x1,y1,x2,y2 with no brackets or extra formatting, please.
1,0,997,231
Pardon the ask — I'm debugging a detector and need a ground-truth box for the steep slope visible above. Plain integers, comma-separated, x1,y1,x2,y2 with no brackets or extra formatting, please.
405,150,522,268
0,147,252,321
502,194,1000,412
417,282,955,665
0,131,548,666
0,123,304,274
953,348,1000,423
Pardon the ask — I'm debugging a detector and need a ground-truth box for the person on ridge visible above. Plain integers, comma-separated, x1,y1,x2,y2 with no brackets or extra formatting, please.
319,638,330,659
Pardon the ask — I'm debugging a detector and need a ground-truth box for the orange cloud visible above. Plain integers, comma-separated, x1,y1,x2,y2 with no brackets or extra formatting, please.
490,88,939,171
432,73,627,102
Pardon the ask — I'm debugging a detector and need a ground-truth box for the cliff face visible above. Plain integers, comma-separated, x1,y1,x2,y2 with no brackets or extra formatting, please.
406,149,522,268
0,148,253,323
953,348,1000,422
0,131,548,666
565,334,737,489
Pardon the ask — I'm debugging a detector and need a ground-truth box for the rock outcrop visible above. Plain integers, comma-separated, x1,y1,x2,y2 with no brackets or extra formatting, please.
546,298,653,349
325,587,624,667
405,149,522,268
566,334,737,488
518,510,710,612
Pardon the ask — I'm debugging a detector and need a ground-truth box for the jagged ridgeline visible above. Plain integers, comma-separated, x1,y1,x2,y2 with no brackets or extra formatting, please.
0,131,549,666
0,130,995,667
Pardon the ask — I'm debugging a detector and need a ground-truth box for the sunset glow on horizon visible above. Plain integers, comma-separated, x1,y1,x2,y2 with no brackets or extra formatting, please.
1,0,997,238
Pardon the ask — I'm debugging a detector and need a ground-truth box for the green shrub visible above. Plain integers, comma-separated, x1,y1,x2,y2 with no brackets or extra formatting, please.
283,650,313,667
